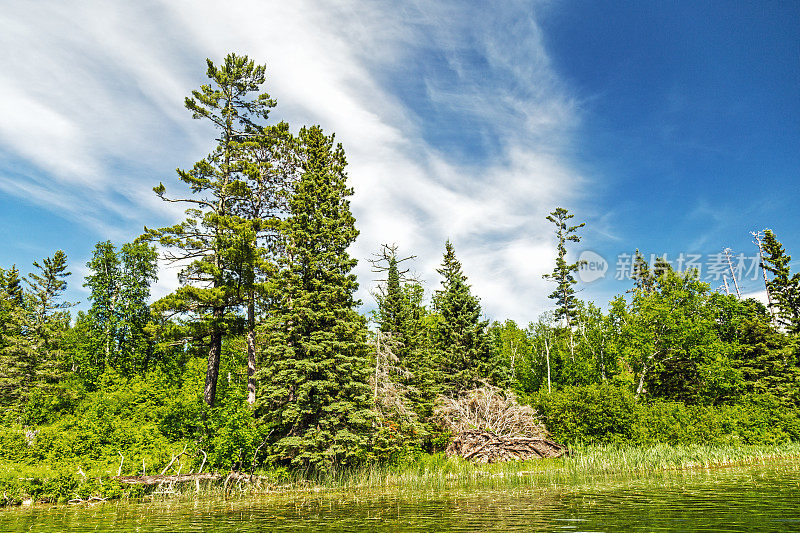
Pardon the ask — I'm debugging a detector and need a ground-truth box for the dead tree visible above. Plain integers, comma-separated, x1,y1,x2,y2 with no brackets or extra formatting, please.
723,248,741,298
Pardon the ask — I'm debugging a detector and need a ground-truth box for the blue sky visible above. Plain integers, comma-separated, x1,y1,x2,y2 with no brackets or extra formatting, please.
0,1,797,322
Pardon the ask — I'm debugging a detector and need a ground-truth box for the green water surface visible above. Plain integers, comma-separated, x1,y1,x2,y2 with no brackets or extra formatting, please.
2,463,799,532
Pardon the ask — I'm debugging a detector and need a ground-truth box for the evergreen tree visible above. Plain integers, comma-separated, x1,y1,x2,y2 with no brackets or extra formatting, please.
145,53,276,406
233,121,296,405
370,245,434,419
432,240,490,394
0,252,74,406
371,244,417,357
542,207,585,329
4,265,23,305
256,125,373,471
0,267,25,404
761,230,800,334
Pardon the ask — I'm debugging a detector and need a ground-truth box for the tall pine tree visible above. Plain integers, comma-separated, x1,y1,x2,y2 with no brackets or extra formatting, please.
145,53,276,406
256,125,373,471
542,207,585,329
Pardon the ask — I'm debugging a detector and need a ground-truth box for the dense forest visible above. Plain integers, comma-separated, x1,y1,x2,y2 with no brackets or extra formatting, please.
2,54,799,478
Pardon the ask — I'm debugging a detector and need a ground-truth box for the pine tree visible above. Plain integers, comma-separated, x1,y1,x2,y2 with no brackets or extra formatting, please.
432,240,490,394
761,230,800,334
145,53,276,406
542,207,585,329
0,267,25,404
233,121,296,405
255,126,373,471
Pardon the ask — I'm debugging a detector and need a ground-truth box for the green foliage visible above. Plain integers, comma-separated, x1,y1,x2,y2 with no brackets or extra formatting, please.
255,125,373,472
432,240,492,394
615,267,742,403
531,385,800,447
82,240,158,382
144,53,277,406
542,207,585,328
0,252,74,410
761,229,800,333
533,384,637,445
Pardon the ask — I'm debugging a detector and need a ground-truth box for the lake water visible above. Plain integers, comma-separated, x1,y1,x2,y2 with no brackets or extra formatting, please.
2,463,799,532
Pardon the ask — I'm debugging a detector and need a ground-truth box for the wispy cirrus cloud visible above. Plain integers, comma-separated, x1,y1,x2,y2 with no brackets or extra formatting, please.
1,0,585,322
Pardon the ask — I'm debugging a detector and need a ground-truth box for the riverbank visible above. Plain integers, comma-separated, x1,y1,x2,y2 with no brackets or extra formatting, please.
3,441,800,507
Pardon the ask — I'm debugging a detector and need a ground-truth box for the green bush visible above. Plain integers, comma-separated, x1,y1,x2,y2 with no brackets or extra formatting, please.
531,385,800,447
533,383,637,444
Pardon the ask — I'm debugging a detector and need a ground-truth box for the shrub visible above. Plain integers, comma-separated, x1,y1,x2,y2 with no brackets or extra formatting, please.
532,383,637,444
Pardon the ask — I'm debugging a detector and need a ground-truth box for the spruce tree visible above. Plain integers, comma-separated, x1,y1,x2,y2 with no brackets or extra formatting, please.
145,53,276,406
370,245,434,419
256,125,373,471
761,230,800,334
0,252,73,406
432,240,490,394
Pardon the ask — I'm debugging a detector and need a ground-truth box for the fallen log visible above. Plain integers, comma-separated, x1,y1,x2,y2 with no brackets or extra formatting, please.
446,429,568,463
112,472,221,485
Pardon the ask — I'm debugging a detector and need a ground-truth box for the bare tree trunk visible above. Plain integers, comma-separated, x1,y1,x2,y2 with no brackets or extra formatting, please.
635,364,648,399
543,333,551,394
723,248,741,298
204,306,223,406
246,293,256,406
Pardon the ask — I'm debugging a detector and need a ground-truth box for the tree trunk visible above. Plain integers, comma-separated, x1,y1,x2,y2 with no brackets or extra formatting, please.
204,307,224,406
635,364,648,398
247,293,256,406
543,334,551,394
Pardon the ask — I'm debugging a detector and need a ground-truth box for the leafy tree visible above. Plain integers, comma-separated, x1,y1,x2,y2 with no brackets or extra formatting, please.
488,319,531,390
432,240,491,394
256,125,373,471
83,241,158,379
542,207,585,329
761,230,800,334
618,269,740,403
145,53,276,406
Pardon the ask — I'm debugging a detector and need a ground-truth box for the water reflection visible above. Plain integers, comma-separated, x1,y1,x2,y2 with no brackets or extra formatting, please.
3,463,799,532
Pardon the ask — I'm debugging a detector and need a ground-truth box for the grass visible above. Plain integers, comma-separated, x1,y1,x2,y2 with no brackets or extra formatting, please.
3,442,800,506
319,441,800,493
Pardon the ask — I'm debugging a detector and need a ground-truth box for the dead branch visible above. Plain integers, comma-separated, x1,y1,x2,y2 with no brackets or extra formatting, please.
433,385,546,438
446,430,568,464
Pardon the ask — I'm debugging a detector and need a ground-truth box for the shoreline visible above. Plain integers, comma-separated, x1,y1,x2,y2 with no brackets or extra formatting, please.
3,442,800,508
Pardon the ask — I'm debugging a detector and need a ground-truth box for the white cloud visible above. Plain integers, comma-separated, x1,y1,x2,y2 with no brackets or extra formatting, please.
0,0,584,323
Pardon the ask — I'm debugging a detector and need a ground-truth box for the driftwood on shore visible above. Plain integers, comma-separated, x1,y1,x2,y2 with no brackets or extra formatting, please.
446,429,568,463
111,471,276,487
112,472,222,485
